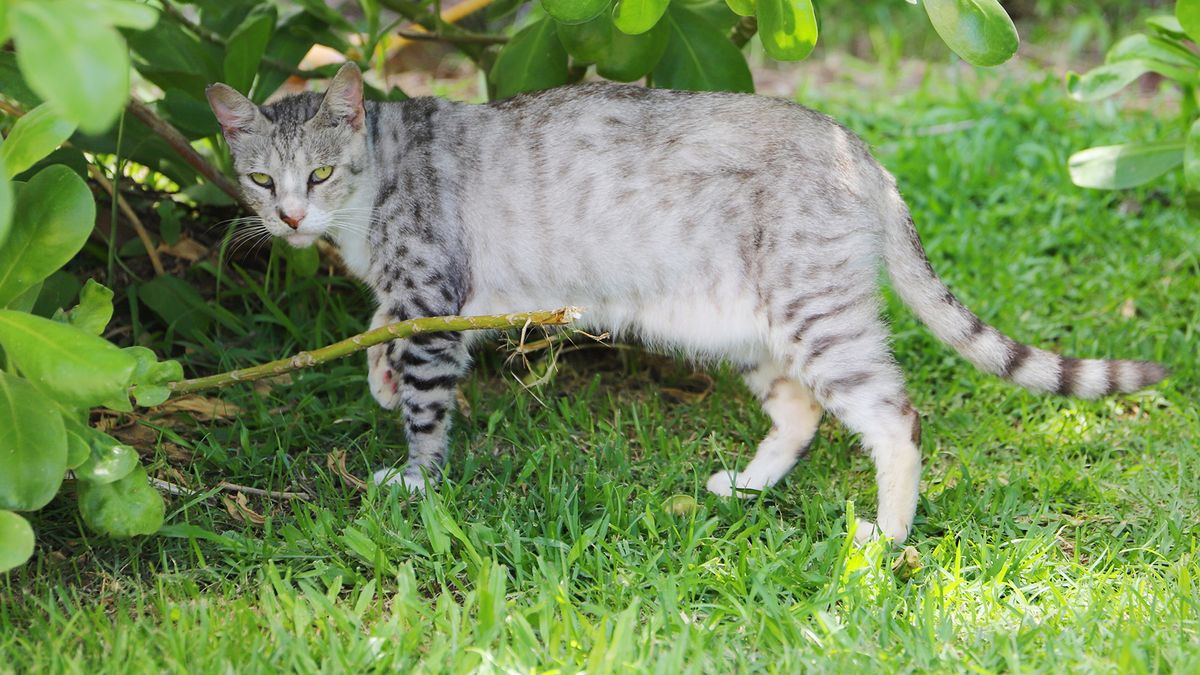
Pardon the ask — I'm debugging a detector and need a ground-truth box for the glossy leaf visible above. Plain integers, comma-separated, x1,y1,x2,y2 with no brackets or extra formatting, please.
613,0,671,35
1178,0,1200,43
0,310,137,409
490,19,571,100
0,371,67,512
557,14,612,64
1066,61,1151,102
65,428,90,470
10,2,130,134
1068,142,1185,190
75,430,139,486
652,6,753,93
224,5,277,94
67,279,115,336
83,0,159,29
0,166,94,308
922,0,1019,67
542,0,611,25
0,510,35,573
0,161,10,251
757,0,818,61
1145,15,1187,40
125,346,183,408
724,0,755,18
1186,120,1200,192
1106,34,1200,83
0,104,77,179
78,465,165,538
596,16,669,81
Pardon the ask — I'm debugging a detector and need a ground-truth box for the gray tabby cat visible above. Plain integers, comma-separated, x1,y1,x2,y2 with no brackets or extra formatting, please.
207,63,1165,544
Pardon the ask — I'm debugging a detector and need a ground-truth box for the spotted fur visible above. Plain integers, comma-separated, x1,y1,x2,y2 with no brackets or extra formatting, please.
208,64,1167,543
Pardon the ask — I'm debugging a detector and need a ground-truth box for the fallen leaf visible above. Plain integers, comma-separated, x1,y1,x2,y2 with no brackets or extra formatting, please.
157,237,208,262
326,449,367,492
253,374,294,396
891,545,921,581
661,372,715,405
1120,298,1137,319
222,493,265,525
155,395,242,421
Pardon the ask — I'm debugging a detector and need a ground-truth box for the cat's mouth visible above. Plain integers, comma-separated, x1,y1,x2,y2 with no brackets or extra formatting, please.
284,232,319,248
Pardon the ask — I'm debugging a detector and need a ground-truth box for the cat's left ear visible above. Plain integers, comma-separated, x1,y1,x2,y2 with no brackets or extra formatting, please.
206,84,265,139
317,62,365,131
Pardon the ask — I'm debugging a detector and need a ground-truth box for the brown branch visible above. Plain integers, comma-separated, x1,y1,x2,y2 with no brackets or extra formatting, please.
148,476,312,501
730,16,758,49
126,99,249,211
393,28,508,45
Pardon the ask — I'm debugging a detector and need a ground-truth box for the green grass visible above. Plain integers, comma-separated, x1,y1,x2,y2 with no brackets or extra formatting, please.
3,70,1198,673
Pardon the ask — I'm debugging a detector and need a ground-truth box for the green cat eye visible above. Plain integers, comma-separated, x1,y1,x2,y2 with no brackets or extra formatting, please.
309,165,334,184
248,172,273,187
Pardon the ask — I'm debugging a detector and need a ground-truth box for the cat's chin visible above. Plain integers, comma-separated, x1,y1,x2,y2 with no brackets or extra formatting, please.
284,233,319,248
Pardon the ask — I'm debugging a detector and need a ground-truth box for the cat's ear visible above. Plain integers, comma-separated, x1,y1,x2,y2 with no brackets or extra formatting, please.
206,84,265,139
316,62,365,131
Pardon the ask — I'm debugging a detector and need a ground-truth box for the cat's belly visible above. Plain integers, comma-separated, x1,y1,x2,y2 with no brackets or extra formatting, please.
463,290,772,364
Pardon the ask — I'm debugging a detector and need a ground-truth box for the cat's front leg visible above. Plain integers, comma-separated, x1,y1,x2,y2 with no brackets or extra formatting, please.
367,308,405,410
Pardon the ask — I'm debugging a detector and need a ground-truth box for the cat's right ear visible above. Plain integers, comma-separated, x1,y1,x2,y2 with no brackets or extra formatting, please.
206,84,264,139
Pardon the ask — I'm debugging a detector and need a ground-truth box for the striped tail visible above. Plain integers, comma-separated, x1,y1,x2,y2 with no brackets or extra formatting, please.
883,207,1166,399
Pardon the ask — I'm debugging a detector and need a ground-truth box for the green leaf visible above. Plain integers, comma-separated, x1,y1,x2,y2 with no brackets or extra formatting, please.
0,165,95,308
0,104,77,179
82,0,159,29
1068,142,1185,190
1185,120,1200,192
224,4,278,94
75,429,138,486
1145,15,1187,40
294,0,356,32
613,0,670,35
0,371,67,512
0,510,35,573
1178,0,1200,43
125,346,183,408
652,6,753,93
65,428,90,470
596,17,669,82
139,275,213,341
78,464,165,538
274,238,320,278
10,2,131,134
490,18,571,100
922,0,1019,67
1066,61,1151,102
557,13,612,63
542,0,611,25
67,280,115,336
724,0,755,18
1106,34,1200,82
0,162,10,251
0,311,137,409
757,0,818,61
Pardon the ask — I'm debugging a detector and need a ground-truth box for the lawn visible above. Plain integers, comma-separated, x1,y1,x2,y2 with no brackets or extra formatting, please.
2,64,1198,672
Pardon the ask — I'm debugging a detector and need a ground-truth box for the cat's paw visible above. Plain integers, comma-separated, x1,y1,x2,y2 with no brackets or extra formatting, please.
851,518,908,545
372,467,427,494
368,344,402,410
705,471,760,499
853,518,880,546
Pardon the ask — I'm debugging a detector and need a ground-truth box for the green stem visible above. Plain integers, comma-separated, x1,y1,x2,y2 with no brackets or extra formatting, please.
168,308,580,395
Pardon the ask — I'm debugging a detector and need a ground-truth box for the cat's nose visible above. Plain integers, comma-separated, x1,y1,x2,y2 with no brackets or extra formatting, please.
278,209,306,229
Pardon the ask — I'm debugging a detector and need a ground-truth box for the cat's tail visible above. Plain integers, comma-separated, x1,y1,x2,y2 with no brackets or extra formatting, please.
882,204,1166,399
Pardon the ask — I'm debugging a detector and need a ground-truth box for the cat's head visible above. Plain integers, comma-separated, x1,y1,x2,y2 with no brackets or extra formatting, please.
206,62,369,248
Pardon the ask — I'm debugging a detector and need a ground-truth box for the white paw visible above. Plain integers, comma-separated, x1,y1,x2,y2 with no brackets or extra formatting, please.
368,344,402,410
372,468,427,493
705,471,761,499
853,518,880,546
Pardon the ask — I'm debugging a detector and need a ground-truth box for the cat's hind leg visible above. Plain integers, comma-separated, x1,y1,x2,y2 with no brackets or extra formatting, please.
706,364,824,498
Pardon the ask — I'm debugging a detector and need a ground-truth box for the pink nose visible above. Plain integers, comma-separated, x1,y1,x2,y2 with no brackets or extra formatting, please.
279,210,305,229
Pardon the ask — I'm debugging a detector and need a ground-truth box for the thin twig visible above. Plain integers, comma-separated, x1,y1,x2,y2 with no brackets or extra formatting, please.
730,16,758,48
125,98,249,211
89,166,167,276
168,308,582,394
393,28,508,45
148,476,312,501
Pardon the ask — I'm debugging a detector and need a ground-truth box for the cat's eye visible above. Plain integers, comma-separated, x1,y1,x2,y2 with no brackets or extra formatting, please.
309,165,334,184
248,172,273,188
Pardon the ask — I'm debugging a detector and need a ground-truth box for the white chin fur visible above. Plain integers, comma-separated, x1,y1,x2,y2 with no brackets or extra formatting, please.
285,233,319,247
